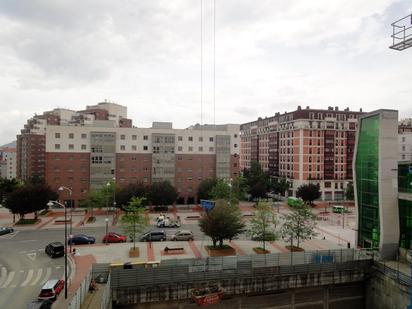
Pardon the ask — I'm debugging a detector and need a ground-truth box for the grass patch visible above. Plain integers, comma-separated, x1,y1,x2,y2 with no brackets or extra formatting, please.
86,216,96,223
16,218,40,225
38,209,50,216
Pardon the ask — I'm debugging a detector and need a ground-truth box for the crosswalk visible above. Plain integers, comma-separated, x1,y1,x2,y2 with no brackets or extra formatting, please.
0,231,19,240
0,266,60,289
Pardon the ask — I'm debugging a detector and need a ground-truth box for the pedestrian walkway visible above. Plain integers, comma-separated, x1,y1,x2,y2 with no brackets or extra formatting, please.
0,265,59,289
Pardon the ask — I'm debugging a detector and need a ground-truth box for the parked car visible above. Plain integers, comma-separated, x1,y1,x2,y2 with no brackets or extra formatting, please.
68,234,95,245
27,300,53,309
38,279,65,301
157,218,180,228
171,230,194,241
139,230,166,242
102,232,126,243
0,226,14,236
45,242,64,258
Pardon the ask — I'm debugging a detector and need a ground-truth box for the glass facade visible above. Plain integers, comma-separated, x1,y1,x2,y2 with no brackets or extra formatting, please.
398,162,412,249
356,115,380,248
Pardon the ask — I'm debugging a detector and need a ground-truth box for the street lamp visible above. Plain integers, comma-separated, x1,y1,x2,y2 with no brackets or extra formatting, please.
47,200,68,300
105,218,109,245
58,186,73,252
228,178,233,206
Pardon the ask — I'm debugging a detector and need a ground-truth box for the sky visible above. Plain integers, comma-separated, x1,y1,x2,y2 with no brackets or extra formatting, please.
0,0,412,145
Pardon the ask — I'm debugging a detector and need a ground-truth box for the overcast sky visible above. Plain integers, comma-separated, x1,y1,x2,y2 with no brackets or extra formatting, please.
1,0,412,145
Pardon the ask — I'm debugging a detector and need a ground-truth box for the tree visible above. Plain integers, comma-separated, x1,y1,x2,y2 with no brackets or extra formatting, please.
197,178,217,200
231,176,249,201
248,201,279,251
345,182,354,201
209,179,231,201
120,197,149,249
281,205,317,249
80,189,106,218
199,200,245,248
243,161,270,199
271,177,290,197
149,181,177,207
296,183,321,206
0,178,21,204
116,183,149,209
4,184,57,219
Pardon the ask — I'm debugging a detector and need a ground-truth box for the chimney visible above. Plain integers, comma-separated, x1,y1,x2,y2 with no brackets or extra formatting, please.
306,106,310,109
297,105,301,110
360,108,363,112
335,106,339,111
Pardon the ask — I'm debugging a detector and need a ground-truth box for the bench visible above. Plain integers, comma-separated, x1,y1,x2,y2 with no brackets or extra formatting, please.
164,246,184,252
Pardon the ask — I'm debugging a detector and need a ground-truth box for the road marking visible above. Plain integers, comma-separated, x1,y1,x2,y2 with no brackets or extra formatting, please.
30,269,43,286
0,267,7,286
41,268,52,285
19,270,24,273
37,249,43,252
0,271,15,288
27,252,36,261
56,266,61,269
20,269,34,287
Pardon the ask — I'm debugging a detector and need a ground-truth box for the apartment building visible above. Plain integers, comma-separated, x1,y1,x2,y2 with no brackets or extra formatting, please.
399,118,412,161
17,102,240,206
0,147,17,179
240,106,364,200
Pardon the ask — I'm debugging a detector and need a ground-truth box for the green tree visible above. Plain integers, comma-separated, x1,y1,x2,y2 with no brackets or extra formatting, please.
199,200,245,248
209,179,231,201
231,176,249,201
80,189,106,218
0,178,21,204
243,161,270,199
197,178,217,200
296,183,321,206
248,201,279,251
345,182,354,201
149,181,177,207
4,184,57,219
281,205,317,249
271,177,290,197
116,183,149,209
120,197,149,249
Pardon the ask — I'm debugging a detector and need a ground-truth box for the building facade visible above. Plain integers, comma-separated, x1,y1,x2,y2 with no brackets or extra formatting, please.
0,147,17,179
240,106,364,200
17,102,240,206
399,118,412,161
354,110,399,259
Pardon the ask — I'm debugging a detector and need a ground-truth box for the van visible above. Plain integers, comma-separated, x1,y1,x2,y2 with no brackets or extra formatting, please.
45,242,64,258
38,279,65,301
139,230,166,242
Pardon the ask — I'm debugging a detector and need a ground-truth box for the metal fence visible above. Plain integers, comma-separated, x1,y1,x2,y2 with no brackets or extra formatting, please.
100,273,112,309
68,268,92,309
373,261,411,287
110,248,371,289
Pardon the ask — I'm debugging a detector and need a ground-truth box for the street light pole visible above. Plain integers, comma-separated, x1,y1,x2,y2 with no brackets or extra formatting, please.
105,218,109,245
58,186,73,253
47,200,68,299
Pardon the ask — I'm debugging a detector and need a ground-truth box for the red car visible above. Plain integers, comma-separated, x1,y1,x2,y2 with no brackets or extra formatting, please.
102,232,127,243
38,279,65,301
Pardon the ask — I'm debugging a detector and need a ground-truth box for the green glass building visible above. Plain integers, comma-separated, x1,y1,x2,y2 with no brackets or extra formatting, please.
354,110,399,259
398,162,412,250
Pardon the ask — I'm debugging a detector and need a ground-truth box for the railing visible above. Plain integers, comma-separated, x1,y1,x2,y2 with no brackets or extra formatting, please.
390,13,412,50
373,261,411,287
68,268,92,309
100,273,112,309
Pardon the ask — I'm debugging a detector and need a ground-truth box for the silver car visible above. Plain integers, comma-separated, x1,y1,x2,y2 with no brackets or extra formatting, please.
171,230,194,241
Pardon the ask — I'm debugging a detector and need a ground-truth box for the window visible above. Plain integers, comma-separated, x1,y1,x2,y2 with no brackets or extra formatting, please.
132,145,137,151
55,133,61,139
234,134,238,138
199,137,203,142
132,135,137,140
188,146,193,152
234,144,238,148
55,144,60,150
81,133,87,139
178,136,183,141
178,146,183,151
81,144,86,150
188,136,193,142
68,144,74,150
69,133,74,139
120,134,125,140
120,145,125,151
143,135,148,140
209,147,214,152
143,146,148,151
209,137,214,142
198,146,203,152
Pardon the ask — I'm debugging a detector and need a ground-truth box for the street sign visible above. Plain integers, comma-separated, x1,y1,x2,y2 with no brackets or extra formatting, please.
200,200,215,211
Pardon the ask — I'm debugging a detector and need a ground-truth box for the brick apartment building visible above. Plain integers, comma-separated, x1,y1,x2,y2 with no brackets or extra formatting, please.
240,106,365,200
17,102,240,206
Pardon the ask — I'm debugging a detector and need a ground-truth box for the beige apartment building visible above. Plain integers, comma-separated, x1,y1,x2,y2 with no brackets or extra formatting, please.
240,106,365,200
0,147,17,179
17,102,240,206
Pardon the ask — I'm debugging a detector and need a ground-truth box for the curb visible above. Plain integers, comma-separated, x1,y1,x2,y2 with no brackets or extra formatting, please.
67,254,76,286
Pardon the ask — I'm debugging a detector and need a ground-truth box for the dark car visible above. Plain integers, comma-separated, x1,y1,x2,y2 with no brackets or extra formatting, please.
27,300,53,309
68,234,95,245
0,226,14,236
139,230,166,242
102,232,127,243
45,242,64,258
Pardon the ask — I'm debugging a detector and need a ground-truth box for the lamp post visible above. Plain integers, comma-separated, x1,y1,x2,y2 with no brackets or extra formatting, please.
105,218,109,245
228,178,233,206
112,177,116,220
47,200,68,299
58,186,73,253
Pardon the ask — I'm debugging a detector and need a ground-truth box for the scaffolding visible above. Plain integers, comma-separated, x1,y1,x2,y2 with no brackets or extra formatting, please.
389,13,412,51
